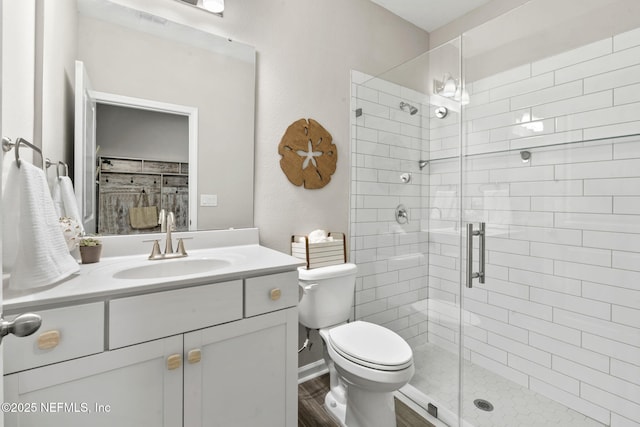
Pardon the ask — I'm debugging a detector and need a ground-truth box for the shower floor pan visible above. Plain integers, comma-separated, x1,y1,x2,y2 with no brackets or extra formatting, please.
404,343,604,427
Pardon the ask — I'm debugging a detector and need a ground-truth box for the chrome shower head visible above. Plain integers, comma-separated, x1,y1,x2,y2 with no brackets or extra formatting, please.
399,101,418,115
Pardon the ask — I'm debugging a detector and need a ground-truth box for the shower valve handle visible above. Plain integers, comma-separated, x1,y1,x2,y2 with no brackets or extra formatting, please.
395,205,409,224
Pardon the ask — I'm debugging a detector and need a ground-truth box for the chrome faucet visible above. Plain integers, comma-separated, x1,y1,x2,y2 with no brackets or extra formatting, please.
147,211,188,260
158,208,167,233
165,212,175,255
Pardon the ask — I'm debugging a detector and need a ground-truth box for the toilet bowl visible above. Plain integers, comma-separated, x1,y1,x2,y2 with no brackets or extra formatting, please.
298,264,414,427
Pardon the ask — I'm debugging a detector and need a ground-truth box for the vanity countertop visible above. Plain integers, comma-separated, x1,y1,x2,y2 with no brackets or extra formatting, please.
3,229,305,313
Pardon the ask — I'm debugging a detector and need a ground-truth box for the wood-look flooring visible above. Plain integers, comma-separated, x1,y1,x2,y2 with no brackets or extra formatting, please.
298,374,435,427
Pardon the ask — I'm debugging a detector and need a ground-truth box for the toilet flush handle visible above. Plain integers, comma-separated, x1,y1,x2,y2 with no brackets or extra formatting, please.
298,282,319,301
301,283,319,293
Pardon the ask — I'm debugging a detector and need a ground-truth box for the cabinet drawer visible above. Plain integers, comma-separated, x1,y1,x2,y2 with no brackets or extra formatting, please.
109,280,242,349
245,271,299,317
4,302,104,374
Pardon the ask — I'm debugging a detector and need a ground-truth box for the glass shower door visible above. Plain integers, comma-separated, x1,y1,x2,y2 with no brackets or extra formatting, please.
459,1,640,426
415,38,465,426
350,38,464,426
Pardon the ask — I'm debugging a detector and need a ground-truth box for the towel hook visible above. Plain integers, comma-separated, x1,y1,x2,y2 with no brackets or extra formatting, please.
2,137,44,169
1,136,12,152
57,161,69,178
45,159,70,178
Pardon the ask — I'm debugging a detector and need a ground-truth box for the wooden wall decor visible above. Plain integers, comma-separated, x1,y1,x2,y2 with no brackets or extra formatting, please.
98,156,189,235
278,118,337,189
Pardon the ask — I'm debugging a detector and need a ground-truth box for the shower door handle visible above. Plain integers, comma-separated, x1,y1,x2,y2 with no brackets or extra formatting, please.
466,222,486,288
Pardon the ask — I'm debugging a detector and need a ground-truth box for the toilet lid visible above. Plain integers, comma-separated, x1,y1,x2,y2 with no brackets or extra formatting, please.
298,263,357,281
328,321,413,371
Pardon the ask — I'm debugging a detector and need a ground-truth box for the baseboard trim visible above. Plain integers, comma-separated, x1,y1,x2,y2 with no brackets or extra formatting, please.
298,359,328,384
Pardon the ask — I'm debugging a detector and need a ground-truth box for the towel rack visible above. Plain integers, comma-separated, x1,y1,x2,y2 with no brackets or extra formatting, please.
1,137,44,169
45,158,69,178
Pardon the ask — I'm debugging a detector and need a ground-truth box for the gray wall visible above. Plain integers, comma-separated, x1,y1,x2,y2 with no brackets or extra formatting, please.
1,0,37,183
39,0,77,179
107,0,430,255
96,104,189,162
430,0,640,81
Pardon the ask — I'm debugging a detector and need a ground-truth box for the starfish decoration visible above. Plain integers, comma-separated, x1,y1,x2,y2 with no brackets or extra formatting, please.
296,140,323,169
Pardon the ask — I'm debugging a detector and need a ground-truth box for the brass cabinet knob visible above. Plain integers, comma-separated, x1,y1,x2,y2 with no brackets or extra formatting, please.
37,330,61,350
167,354,182,370
270,288,282,301
187,349,201,364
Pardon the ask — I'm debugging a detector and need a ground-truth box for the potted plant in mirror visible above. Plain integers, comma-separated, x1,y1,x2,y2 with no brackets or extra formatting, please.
79,235,102,264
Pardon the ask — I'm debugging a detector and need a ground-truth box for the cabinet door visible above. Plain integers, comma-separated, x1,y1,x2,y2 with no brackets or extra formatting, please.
4,335,183,427
184,308,298,427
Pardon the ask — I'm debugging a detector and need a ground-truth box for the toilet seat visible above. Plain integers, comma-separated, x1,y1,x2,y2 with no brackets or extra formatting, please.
327,321,413,371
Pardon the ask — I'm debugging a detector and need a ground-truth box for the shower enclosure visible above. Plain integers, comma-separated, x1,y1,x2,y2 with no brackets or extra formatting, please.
350,1,640,426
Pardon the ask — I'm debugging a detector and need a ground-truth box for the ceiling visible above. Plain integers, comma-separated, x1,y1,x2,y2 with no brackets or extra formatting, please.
370,0,491,32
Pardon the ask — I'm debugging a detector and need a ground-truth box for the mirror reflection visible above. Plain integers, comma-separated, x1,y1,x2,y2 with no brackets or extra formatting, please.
96,104,190,234
63,0,255,234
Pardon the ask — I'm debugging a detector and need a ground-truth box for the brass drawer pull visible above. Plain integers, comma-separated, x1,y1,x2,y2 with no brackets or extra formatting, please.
167,354,182,370
270,288,282,301
187,349,201,364
37,330,61,350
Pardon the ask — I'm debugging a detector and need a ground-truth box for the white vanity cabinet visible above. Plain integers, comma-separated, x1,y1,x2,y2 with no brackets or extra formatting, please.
3,270,300,427
3,302,105,375
184,308,298,427
4,335,184,427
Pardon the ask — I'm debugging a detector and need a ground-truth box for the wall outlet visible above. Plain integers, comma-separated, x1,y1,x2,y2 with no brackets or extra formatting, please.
200,194,218,207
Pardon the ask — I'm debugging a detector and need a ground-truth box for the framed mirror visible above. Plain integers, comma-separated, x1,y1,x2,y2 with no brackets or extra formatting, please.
40,0,257,234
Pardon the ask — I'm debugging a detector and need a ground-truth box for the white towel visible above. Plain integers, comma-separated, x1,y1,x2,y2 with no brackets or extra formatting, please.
2,161,79,290
59,176,84,235
51,176,84,235
307,229,333,243
51,178,64,218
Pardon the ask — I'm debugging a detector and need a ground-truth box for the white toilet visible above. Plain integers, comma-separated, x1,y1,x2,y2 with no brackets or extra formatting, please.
298,263,414,427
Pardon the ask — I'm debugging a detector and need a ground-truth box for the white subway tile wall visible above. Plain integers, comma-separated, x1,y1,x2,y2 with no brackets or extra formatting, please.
351,27,640,427
351,69,431,345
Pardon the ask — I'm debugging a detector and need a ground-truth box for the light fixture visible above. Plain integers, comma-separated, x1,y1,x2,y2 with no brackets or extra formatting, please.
442,75,457,97
433,74,469,105
454,85,470,105
176,0,224,16
202,0,224,14
433,74,456,96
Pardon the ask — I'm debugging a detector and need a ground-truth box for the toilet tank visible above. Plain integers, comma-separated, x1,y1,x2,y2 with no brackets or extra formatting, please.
297,263,358,329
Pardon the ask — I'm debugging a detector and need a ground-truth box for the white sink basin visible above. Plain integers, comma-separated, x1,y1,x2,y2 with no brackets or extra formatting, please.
113,258,231,280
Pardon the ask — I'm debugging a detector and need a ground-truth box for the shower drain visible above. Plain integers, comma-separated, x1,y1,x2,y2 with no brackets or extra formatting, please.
473,399,494,412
